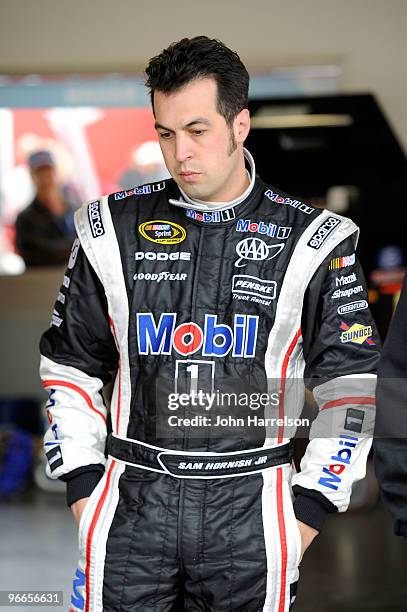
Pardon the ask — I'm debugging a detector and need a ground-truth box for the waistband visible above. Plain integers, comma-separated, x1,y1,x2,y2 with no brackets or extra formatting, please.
106,434,293,479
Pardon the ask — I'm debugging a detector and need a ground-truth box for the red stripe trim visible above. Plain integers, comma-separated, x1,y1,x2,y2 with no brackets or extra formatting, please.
276,467,288,612
115,361,122,433
108,316,122,434
278,328,302,443
85,460,116,612
42,380,106,424
108,315,118,350
275,327,301,611
321,396,375,411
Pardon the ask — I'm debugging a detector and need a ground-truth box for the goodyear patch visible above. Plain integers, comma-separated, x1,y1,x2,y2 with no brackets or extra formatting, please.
139,220,186,245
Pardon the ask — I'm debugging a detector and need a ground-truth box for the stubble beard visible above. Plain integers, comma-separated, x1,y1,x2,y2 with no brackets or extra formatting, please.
176,126,238,201
227,126,237,157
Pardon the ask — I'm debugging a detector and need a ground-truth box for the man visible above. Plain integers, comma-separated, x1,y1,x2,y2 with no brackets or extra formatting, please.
15,150,76,266
374,276,407,536
40,37,379,611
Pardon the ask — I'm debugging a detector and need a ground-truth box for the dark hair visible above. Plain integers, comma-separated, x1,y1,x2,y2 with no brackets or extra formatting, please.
145,36,249,126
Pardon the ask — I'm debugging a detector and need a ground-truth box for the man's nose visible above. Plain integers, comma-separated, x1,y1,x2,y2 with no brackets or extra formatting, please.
174,134,192,163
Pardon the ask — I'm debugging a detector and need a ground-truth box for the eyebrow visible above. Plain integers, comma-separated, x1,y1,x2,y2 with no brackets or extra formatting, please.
154,118,211,131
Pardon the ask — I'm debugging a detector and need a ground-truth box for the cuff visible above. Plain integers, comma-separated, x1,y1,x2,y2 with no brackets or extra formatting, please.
60,465,105,507
292,485,338,532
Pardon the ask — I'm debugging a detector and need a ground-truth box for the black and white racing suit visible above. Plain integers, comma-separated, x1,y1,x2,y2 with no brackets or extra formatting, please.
40,151,379,612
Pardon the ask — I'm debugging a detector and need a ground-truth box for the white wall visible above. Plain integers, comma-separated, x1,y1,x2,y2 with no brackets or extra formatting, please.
1,0,406,150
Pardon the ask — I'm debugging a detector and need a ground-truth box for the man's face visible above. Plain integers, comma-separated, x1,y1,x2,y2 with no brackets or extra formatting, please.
154,77,249,202
31,165,57,191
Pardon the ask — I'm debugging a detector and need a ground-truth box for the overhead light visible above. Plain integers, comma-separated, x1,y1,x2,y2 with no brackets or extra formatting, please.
250,114,354,129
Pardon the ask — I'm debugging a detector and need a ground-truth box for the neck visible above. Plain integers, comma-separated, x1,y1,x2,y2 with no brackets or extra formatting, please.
210,152,250,202
174,148,256,212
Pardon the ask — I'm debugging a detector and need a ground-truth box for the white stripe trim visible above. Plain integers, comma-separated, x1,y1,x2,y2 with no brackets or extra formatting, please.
267,210,358,380
75,197,131,438
261,468,280,611
263,211,359,447
92,461,125,612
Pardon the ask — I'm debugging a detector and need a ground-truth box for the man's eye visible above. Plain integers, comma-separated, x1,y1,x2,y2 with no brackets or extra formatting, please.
193,130,205,136
159,132,171,139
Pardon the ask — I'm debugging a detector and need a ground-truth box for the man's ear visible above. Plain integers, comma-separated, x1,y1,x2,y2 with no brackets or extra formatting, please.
234,108,250,144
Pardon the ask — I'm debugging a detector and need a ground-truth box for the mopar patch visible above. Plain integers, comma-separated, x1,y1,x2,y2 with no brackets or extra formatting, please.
139,220,186,245
345,408,365,433
45,445,63,472
88,201,105,238
307,216,340,250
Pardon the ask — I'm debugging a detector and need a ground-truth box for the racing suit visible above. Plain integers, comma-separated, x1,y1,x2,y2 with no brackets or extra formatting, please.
40,150,379,612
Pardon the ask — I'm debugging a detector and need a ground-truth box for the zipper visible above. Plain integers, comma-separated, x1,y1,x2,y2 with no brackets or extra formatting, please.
177,225,205,574
184,226,205,452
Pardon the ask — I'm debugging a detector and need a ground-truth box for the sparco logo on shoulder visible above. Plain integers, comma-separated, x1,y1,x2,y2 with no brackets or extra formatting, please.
88,201,105,238
235,238,284,268
307,216,340,250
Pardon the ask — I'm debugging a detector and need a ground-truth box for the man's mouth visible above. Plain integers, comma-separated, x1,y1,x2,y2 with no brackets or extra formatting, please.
179,171,201,182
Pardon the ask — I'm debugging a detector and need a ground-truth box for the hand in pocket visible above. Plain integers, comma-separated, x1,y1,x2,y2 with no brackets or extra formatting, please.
296,520,318,561
71,497,90,528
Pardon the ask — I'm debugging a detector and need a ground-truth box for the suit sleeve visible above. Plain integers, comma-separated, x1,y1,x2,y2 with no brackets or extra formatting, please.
292,235,380,531
39,237,118,506
374,275,407,536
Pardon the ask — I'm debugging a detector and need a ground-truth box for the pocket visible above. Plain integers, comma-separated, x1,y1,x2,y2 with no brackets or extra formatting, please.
293,510,302,566
77,472,107,550
283,480,302,568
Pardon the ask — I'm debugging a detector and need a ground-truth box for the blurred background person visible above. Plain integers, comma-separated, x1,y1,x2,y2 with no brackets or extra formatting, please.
15,150,77,267
118,140,169,190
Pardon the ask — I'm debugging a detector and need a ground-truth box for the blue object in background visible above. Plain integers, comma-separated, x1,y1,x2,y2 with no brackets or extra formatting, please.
0,398,42,497
377,245,405,270
0,429,34,497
